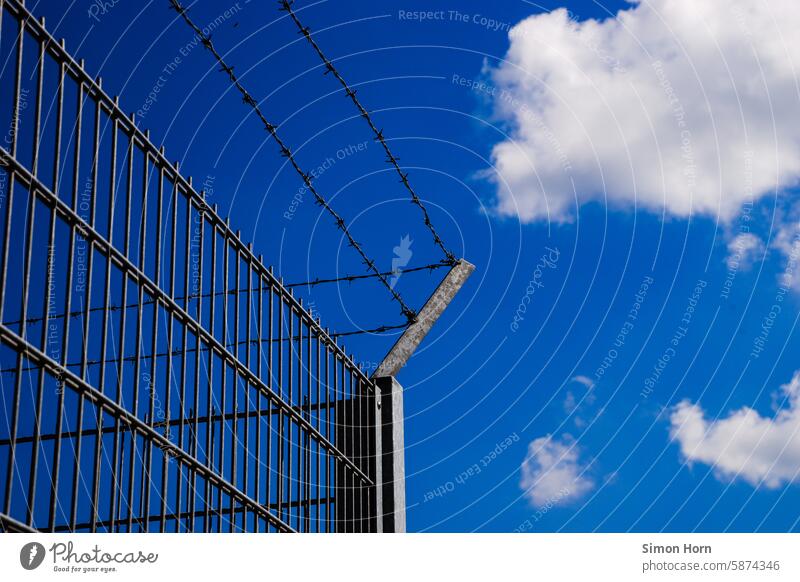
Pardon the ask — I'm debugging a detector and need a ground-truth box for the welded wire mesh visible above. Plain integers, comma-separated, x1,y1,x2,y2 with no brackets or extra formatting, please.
0,0,377,533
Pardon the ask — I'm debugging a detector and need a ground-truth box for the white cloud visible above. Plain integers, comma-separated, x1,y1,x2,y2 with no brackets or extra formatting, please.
772,218,800,291
725,233,764,271
669,371,800,488
520,434,594,506
572,375,595,389
488,0,800,222
563,375,597,426
563,390,578,414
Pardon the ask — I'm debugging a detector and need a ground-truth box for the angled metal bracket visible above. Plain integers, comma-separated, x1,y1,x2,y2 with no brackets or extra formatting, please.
373,259,475,378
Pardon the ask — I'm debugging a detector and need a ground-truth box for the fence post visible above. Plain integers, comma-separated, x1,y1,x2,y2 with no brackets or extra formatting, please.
375,375,406,533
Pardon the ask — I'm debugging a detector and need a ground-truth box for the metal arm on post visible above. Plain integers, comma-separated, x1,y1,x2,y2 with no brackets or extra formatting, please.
373,259,475,532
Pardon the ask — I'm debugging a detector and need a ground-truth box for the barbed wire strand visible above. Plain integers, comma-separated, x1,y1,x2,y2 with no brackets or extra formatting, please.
2,260,447,329
286,261,447,288
331,323,407,338
279,0,458,265
0,323,408,374
168,0,418,323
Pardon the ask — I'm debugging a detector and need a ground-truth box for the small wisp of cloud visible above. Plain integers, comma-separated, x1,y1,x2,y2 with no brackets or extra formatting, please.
520,434,594,508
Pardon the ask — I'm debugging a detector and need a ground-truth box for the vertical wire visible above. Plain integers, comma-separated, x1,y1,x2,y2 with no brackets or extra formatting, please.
217,234,229,532
47,47,67,532
230,245,240,531
26,30,48,528
266,274,274,523
188,195,204,531
203,219,216,531
180,186,192,530
295,308,303,531
2,14,26,519
152,156,167,530
287,303,294,527
90,102,118,532
0,7,22,325
253,263,262,531
276,285,283,522
165,168,179,528
242,251,252,529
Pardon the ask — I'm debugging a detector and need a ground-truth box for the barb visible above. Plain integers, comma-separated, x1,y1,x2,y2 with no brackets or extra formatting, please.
168,0,417,323
279,0,458,265
286,260,449,288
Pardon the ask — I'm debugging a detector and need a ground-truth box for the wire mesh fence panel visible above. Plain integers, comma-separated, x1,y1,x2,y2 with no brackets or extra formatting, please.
0,0,377,533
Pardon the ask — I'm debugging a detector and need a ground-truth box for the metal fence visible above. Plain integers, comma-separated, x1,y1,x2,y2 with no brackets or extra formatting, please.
0,0,379,533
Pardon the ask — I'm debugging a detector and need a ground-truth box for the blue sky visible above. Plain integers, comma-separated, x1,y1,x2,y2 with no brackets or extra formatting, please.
29,0,800,532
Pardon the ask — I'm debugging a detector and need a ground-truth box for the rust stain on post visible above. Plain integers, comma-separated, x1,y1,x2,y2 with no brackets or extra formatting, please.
374,259,475,378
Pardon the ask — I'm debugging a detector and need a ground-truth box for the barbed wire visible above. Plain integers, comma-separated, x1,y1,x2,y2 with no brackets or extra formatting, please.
168,0,418,323
331,324,407,338
0,323,408,374
2,259,448,329
286,260,449,288
279,0,458,265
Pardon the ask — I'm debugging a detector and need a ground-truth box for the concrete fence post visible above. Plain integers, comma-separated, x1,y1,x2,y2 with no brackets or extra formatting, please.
375,375,406,533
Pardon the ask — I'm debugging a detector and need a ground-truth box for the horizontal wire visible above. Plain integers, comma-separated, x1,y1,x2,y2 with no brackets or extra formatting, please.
1,261,446,328
285,260,449,288
279,0,458,265
0,323,405,374
168,0,418,324
330,323,406,338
